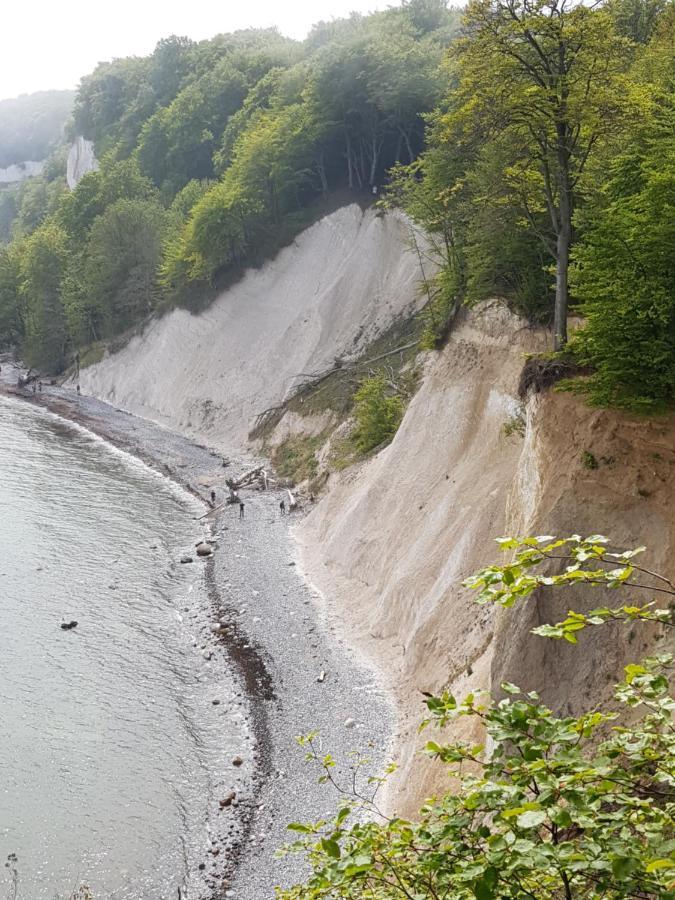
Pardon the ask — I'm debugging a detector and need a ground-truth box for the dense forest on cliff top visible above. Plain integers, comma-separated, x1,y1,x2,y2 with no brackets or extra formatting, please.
0,0,672,413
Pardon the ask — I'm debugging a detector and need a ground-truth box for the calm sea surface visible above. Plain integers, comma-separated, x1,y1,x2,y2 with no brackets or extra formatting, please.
0,396,232,899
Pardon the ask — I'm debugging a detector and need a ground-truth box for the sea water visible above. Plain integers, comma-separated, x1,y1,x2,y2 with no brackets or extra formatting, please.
0,396,232,899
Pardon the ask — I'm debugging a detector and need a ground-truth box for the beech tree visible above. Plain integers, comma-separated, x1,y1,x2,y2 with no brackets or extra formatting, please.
445,0,632,349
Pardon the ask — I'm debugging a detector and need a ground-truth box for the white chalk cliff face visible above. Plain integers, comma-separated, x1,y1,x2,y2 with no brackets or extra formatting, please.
66,136,98,189
79,204,429,448
0,160,44,184
296,303,675,814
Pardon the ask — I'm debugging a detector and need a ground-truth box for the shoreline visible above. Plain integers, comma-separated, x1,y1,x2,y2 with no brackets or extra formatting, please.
0,378,393,898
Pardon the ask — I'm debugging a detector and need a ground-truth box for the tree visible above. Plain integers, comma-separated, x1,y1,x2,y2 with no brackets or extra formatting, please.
279,535,674,899
352,374,404,453
18,223,69,371
0,244,22,347
81,198,166,337
568,13,675,412
445,0,632,349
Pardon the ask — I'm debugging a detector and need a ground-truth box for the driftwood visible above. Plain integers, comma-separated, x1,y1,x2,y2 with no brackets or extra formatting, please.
250,340,420,438
224,464,274,497
197,502,226,520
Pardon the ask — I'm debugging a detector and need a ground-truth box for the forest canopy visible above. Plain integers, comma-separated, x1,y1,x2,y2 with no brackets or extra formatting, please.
0,0,671,413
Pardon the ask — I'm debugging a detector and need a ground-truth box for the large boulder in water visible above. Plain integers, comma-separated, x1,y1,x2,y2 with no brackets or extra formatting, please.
196,542,213,557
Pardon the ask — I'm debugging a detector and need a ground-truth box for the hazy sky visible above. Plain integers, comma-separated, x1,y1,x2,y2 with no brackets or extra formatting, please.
1,0,393,101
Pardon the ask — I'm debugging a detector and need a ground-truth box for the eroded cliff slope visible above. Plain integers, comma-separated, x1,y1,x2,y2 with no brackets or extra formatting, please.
295,303,675,813
80,204,427,448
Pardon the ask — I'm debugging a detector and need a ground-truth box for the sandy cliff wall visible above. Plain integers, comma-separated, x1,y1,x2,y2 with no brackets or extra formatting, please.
80,204,428,450
295,303,675,814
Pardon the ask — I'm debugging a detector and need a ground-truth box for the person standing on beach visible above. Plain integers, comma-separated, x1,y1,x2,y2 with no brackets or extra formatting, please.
280,499,286,515
210,490,216,506
76,384,81,395
239,501,245,518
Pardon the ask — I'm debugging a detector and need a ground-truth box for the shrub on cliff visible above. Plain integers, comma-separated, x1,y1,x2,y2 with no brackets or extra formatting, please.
352,374,404,454
278,535,674,899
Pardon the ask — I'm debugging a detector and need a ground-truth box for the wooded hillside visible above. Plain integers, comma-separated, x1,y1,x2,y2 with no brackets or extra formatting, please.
0,0,671,413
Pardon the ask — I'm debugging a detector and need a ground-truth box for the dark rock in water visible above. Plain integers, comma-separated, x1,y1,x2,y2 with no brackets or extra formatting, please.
232,756,243,767
60,621,78,630
180,555,193,564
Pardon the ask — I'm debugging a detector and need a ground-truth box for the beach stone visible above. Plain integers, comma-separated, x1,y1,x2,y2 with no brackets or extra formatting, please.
232,756,243,767
180,556,193,564
219,792,236,808
212,699,221,705
344,718,356,729
196,542,213,557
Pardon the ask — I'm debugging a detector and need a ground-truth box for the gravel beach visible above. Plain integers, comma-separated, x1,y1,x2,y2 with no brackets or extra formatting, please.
1,374,393,899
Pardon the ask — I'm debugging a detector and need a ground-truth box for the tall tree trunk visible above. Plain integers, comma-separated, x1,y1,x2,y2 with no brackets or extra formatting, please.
399,125,414,164
345,129,354,190
316,152,328,194
554,125,571,351
554,222,570,351
369,134,379,186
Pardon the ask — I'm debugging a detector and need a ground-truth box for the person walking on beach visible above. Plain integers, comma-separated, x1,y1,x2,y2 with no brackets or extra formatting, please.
210,489,216,506
76,384,81,395
279,499,286,516
239,501,245,519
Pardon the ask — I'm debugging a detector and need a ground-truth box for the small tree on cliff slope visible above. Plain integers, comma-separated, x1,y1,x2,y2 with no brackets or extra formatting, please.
278,535,674,899
445,0,632,349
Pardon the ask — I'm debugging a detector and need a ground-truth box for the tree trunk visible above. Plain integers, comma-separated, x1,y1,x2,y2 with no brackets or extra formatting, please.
316,152,328,194
345,129,354,190
369,134,378,186
554,119,572,351
554,223,570,351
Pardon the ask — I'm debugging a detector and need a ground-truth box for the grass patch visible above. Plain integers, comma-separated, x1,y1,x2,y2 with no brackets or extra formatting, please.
78,343,106,369
272,434,326,485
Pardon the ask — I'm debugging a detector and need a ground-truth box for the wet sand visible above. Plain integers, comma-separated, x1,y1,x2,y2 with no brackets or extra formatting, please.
1,375,392,898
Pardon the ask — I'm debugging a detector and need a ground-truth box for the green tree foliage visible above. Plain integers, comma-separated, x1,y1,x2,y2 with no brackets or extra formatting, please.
279,534,675,898
352,374,404,453
0,245,21,347
18,223,69,371
70,198,166,342
568,23,675,413
437,0,631,349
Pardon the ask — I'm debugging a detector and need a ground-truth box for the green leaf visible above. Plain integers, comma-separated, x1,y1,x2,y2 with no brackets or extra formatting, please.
646,859,675,873
516,809,547,829
321,838,341,859
612,857,638,880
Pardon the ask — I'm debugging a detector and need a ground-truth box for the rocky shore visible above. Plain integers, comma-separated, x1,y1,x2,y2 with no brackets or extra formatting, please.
0,375,393,898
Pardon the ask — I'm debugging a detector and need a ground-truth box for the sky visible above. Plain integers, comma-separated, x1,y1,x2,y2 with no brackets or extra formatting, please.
1,0,393,101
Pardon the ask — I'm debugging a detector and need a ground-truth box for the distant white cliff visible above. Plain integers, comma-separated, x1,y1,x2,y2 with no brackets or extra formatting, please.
66,136,98,189
0,160,44,184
